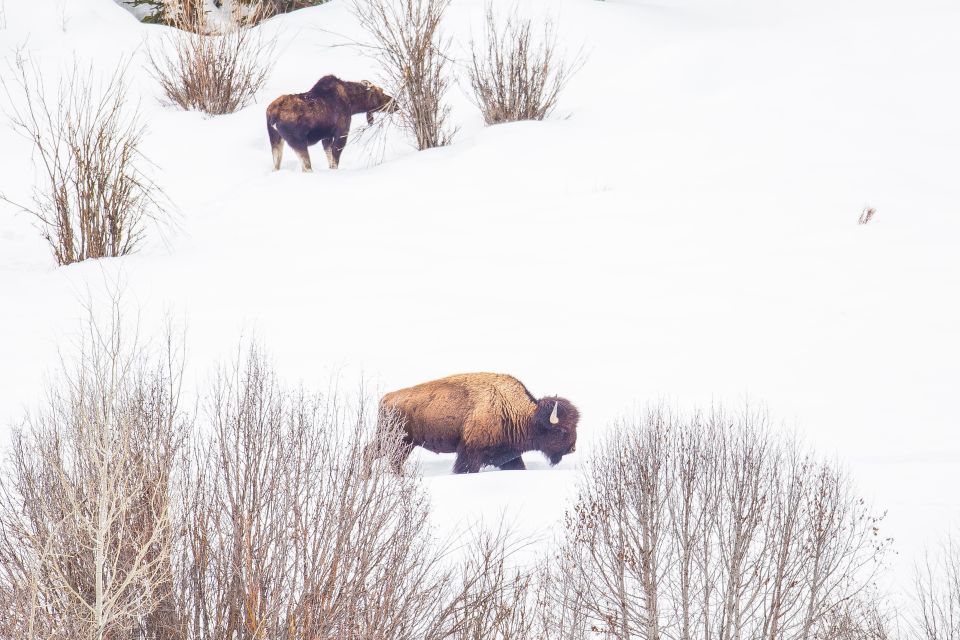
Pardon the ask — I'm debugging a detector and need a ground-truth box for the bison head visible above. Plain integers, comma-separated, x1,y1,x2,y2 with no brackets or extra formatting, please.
532,397,579,466
361,80,399,125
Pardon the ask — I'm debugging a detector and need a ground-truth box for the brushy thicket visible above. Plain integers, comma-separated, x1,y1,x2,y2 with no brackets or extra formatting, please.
147,0,275,115
0,59,167,266
467,5,579,125
0,301,955,640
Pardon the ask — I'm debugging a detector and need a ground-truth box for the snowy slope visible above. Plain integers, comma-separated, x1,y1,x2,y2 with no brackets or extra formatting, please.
1,0,959,588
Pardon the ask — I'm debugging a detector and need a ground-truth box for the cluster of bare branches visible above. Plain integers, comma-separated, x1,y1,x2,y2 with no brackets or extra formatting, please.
560,406,893,640
0,59,167,266
171,348,456,640
914,535,960,640
468,5,578,125
352,0,456,150
0,301,186,640
147,0,275,115
0,300,559,640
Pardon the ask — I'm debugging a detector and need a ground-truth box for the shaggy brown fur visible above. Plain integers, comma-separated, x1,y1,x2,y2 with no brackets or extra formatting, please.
266,75,397,171
368,373,579,474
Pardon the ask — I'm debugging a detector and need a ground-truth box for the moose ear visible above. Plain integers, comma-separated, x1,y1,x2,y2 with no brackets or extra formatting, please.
361,80,373,91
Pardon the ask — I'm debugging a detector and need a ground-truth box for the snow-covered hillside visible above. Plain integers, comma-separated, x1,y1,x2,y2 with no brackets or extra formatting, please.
1,0,958,589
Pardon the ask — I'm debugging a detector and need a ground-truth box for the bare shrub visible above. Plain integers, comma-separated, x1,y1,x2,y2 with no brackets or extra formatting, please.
0,302,187,640
859,207,876,225
148,0,275,115
0,59,166,266
561,406,891,640
914,535,960,640
468,5,579,125
172,347,457,640
352,0,456,150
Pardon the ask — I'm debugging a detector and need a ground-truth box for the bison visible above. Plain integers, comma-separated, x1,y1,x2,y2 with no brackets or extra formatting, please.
367,373,579,474
266,75,397,172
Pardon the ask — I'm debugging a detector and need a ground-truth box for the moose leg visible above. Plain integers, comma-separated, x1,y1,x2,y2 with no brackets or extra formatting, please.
453,445,482,474
267,123,284,170
498,456,526,471
291,144,312,172
321,138,337,170
271,141,284,171
331,131,349,169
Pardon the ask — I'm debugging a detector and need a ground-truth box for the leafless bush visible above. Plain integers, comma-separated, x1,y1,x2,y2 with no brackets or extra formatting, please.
468,5,579,125
0,301,187,640
561,406,891,640
172,347,459,640
859,207,877,225
0,59,166,266
148,0,275,115
814,593,895,640
914,535,960,640
352,0,456,150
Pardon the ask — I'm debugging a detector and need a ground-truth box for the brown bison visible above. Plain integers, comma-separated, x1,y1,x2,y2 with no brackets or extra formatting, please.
368,373,579,474
266,75,397,172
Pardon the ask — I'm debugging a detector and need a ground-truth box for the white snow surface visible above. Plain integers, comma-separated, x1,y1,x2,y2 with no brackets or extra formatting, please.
1,0,959,588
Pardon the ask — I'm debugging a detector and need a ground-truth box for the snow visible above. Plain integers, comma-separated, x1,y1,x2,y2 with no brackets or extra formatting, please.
1,0,959,591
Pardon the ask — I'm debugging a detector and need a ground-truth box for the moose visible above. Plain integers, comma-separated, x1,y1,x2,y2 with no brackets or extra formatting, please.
366,373,579,474
266,75,398,171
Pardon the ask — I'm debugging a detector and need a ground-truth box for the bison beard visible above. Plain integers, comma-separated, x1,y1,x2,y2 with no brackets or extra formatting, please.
265,75,397,171
366,373,579,474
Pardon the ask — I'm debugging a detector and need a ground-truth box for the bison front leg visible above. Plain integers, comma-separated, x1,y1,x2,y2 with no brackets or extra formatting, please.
498,456,526,471
453,445,483,474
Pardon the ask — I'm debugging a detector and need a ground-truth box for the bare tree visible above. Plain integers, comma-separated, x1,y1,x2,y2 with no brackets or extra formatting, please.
0,300,187,640
914,535,960,640
148,0,275,115
468,5,579,125
351,0,456,150
0,58,167,266
562,406,891,640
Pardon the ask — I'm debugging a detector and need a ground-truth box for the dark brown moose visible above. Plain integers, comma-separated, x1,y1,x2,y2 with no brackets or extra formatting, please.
266,75,397,171
367,373,579,474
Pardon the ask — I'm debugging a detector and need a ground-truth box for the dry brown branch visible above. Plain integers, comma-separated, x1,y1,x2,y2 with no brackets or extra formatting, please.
0,57,168,266
859,207,876,225
468,5,580,125
148,0,275,115
351,0,456,150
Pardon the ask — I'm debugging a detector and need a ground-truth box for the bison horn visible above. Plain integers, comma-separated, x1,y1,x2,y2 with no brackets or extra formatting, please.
549,401,560,425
